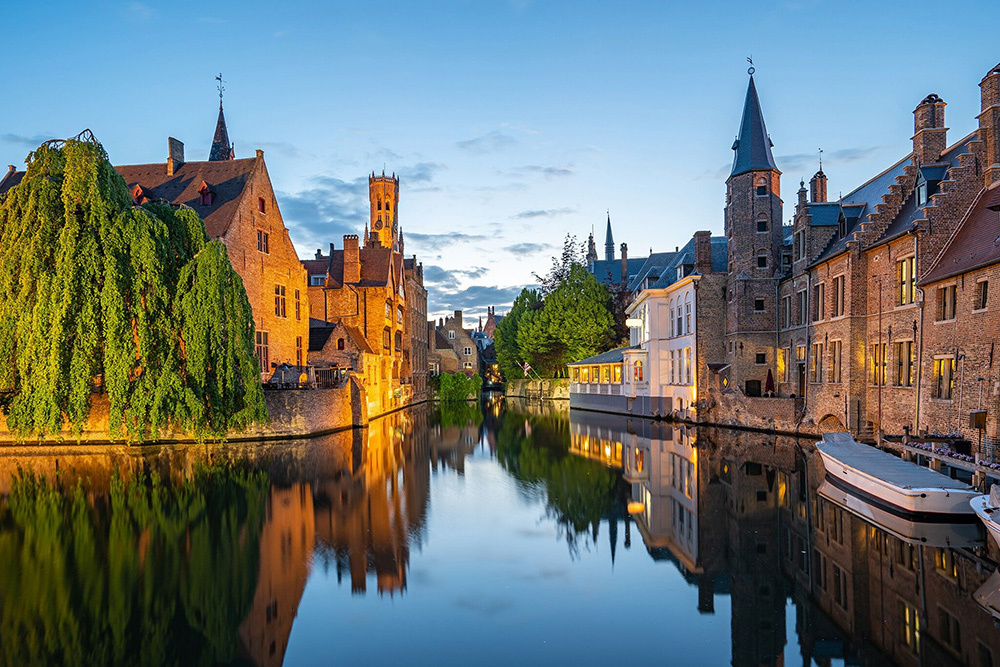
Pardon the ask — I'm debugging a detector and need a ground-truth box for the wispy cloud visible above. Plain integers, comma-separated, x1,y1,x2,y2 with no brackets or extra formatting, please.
278,175,368,254
406,231,490,248
507,165,574,178
401,161,445,183
513,207,575,219
504,242,550,257
423,265,489,285
1,133,54,148
776,146,887,173
428,284,528,318
456,131,517,154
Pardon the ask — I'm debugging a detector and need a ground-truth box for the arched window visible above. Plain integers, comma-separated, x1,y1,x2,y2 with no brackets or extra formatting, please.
377,198,382,211
386,200,391,212
634,360,644,382
337,338,345,350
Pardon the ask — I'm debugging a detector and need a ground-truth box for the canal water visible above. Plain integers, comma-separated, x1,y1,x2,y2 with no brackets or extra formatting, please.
1,396,999,666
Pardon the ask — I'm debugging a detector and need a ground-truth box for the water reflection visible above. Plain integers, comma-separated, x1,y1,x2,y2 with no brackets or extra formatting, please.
2,402,1000,665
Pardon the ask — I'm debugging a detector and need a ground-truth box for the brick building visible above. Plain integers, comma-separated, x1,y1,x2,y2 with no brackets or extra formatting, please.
403,256,429,401
0,101,312,377
434,310,480,376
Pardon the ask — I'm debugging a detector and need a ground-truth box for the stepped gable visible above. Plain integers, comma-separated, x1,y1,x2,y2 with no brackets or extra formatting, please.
116,158,257,238
920,181,1000,284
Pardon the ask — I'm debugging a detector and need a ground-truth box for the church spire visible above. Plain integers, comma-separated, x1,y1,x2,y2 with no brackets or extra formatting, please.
604,211,615,263
209,73,234,162
730,70,778,178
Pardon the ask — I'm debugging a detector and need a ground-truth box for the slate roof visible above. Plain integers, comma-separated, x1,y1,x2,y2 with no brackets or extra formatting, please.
568,345,638,367
209,105,234,162
308,320,373,353
605,216,614,247
647,236,728,290
116,158,258,238
921,181,1000,284
731,76,778,178
589,257,648,285
626,251,678,292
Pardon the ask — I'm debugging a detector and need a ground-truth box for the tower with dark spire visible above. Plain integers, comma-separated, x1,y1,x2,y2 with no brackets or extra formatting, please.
724,64,783,393
209,73,234,162
368,169,400,250
604,212,615,263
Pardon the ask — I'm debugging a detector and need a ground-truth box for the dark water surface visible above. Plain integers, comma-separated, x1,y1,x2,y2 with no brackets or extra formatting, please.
1,395,999,666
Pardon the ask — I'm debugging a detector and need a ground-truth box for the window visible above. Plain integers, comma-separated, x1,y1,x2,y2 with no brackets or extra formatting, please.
337,337,345,351
377,198,382,211
383,328,390,349
463,347,472,356
613,365,621,383
829,340,842,383
199,186,213,206
386,200,391,212
395,331,402,351
831,506,845,544
934,547,959,579
601,365,610,383
813,550,827,591
898,257,916,305
917,181,928,205
571,368,580,382
781,295,791,329
669,307,675,336
634,360,643,382
258,197,266,213
755,352,766,365
833,563,848,609
812,282,825,321
670,350,676,383
756,215,768,232
295,336,302,366
294,290,301,321
397,306,404,324
255,331,269,371
797,290,807,325
274,285,286,318
464,361,473,369
778,347,787,382
256,230,270,254
976,280,989,311
756,178,767,196
933,357,955,399
757,253,768,269
811,343,823,383
385,301,392,319
794,231,805,261
938,606,961,653
832,275,845,317
448,330,455,339
870,343,886,385
310,274,324,286
900,601,921,653
684,348,692,384
676,307,683,336
754,298,765,312
895,340,914,387
937,284,957,320
685,299,691,333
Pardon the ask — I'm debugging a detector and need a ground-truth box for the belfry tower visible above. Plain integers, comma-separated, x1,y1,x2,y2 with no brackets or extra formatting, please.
368,170,400,250
724,68,783,394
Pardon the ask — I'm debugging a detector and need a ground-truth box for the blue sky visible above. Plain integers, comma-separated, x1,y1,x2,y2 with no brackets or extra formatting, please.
2,0,998,321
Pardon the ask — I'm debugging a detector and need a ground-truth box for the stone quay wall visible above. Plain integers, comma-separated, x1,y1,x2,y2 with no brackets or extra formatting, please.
505,379,570,401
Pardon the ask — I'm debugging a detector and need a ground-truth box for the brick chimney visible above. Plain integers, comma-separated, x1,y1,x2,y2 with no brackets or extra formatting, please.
166,137,184,176
809,170,828,203
620,242,628,284
912,93,947,165
980,63,1000,187
694,231,713,274
427,320,436,348
343,234,360,283
453,310,463,330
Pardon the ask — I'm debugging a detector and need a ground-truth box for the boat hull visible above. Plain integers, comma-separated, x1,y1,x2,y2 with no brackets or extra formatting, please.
817,446,978,517
971,495,1000,550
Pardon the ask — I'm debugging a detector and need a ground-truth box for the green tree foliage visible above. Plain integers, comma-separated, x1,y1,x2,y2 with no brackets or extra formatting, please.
437,372,482,403
0,136,266,440
494,287,541,380
532,233,584,296
0,465,268,665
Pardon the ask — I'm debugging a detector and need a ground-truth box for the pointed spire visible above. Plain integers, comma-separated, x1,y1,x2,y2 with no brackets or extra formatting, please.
209,75,234,162
730,73,778,178
604,211,615,263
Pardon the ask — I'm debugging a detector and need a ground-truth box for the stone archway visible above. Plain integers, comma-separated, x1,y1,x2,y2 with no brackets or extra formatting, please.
818,414,846,433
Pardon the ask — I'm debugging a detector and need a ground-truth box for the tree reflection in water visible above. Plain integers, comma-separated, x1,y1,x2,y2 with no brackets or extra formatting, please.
0,465,268,666
494,409,625,557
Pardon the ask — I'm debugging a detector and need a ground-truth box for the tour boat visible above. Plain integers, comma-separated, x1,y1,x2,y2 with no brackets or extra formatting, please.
974,569,1000,621
818,481,982,548
816,432,979,517
970,486,1000,550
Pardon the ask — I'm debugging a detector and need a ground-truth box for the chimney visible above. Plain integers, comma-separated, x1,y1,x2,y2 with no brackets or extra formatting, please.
427,321,435,348
315,248,323,260
166,137,184,176
343,234,360,283
912,93,947,165
453,310,463,330
694,231,713,274
620,243,628,284
980,63,1000,187
809,170,828,203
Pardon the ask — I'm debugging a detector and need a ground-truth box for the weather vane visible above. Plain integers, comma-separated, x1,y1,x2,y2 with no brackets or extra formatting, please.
747,56,754,76
215,73,225,106
819,148,823,171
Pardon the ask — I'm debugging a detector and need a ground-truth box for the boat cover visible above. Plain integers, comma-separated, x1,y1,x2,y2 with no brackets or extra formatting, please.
819,432,972,491
991,484,1000,508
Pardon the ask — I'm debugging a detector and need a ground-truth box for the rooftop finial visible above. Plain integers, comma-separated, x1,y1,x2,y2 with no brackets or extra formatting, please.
215,73,225,108
747,56,754,76
818,147,823,172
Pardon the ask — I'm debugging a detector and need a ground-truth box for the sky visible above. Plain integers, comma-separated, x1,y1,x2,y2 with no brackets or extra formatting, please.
2,0,999,322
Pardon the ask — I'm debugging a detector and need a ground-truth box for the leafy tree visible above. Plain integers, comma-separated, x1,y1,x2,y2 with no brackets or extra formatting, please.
0,135,266,440
438,372,482,403
533,233,584,296
493,287,541,379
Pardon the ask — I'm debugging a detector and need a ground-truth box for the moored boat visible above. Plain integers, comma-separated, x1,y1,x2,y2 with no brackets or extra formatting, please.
971,485,1000,550
816,432,979,517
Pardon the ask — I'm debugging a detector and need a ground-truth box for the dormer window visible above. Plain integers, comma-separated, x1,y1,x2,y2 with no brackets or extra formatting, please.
917,182,928,206
838,215,846,239
198,182,214,206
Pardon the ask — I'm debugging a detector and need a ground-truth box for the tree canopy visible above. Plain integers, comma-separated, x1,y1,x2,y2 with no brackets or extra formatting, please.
0,135,266,440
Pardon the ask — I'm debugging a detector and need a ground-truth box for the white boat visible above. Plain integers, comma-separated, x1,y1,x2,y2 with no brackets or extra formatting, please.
818,481,982,548
970,485,1000,550
974,568,1000,621
816,432,979,517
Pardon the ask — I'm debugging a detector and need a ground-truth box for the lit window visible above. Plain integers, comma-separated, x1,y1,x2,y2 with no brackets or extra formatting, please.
900,602,920,653
811,342,824,383
829,340,842,383
895,341,914,387
898,257,915,305
870,343,886,385
634,360,643,382
933,357,955,399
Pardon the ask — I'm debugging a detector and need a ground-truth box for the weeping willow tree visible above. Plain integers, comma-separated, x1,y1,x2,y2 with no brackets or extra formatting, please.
0,132,266,440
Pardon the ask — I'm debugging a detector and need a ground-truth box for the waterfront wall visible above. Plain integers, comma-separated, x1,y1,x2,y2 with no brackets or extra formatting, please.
506,379,570,400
